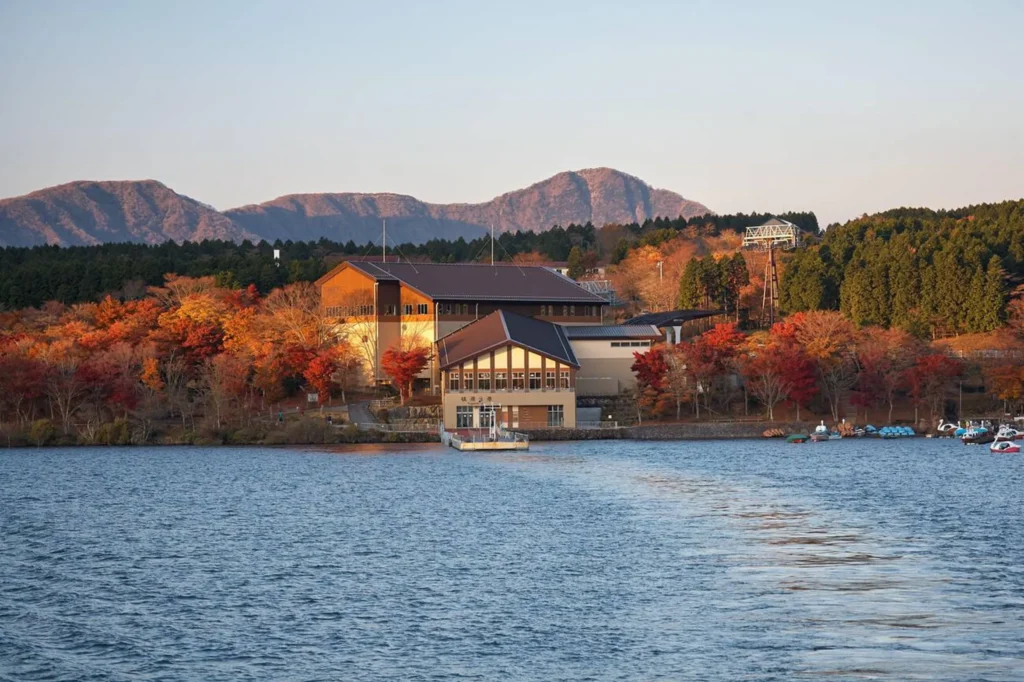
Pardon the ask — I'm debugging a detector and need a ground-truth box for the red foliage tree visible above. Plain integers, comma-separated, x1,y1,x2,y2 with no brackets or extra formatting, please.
903,354,964,425
381,346,430,404
303,352,338,405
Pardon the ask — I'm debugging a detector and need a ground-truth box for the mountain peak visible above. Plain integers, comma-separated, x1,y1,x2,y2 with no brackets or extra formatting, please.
0,169,710,247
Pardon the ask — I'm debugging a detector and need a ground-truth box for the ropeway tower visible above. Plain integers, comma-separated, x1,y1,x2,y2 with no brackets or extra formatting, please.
742,217,801,327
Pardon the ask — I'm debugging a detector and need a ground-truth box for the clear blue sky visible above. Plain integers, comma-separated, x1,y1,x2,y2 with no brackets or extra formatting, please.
1,0,1022,226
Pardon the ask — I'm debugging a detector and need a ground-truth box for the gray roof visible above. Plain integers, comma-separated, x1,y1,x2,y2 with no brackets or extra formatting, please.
338,261,606,303
561,324,662,340
437,309,579,370
625,310,724,327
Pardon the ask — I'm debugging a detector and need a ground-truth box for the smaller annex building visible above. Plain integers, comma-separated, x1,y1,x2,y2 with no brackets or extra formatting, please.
562,324,662,396
436,309,580,430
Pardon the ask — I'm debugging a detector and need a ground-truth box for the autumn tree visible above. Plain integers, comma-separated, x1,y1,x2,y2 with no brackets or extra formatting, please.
631,348,670,421
903,354,964,425
795,311,859,422
381,345,430,404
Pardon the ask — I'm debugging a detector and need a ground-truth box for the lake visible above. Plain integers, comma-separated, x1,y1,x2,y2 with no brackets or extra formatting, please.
1,439,1022,681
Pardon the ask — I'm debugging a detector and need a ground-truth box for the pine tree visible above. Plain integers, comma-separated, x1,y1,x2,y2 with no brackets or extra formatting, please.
678,259,702,308
566,246,585,279
979,255,1007,331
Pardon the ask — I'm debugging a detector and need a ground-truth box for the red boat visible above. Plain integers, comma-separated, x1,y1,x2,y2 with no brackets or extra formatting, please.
990,440,1021,454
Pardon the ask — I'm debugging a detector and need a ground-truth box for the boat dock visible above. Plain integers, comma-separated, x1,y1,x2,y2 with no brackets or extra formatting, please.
440,426,529,452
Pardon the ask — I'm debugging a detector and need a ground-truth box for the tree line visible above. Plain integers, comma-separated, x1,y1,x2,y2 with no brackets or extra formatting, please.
631,310,1024,426
780,200,1024,336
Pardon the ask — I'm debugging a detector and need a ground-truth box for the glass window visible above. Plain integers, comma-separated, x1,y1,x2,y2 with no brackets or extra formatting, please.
570,305,575,316
560,371,570,389
456,406,473,428
495,372,507,390
448,372,460,391
478,372,491,391
403,304,413,315
417,303,429,315
529,371,541,390
511,405,519,428
464,372,474,391
562,305,568,316
545,371,556,389
385,305,397,316
547,405,564,427
479,407,494,428
512,371,525,390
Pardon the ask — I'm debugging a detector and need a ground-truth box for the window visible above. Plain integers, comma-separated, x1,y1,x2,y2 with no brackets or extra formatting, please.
529,371,541,390
560,371,570,389
478,372,491,391
464,372,474,391
448,372,460,391
511,405,519,428
495,372,507,390
570,305,575,316
462,304,470,315
456,406,473,428
512,371,525,390
403,304,413,315
611,341,620,348
385,305,397,316
479,407,494,428
547,405,564,427
417,303,429,315
545,371,556,389
562,305,568,316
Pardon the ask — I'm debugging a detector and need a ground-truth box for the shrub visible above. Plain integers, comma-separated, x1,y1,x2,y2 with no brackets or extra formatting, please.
28,419,56,447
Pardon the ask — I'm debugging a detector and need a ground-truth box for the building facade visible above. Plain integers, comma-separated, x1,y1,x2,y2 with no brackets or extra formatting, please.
563,325,663,396
437,310,579,430
317,261,607,390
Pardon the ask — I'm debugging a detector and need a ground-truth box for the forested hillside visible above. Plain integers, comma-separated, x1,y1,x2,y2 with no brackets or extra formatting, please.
0,212,807,309
780,200,1024,335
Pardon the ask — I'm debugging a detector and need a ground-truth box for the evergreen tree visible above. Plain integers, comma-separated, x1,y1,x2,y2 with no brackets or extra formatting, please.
678,260,702,308
566,246,585,279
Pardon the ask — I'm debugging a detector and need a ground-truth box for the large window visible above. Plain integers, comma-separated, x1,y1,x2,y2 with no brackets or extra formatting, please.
403,304,413,315
448,372,460,391
495,372,507,390
511,371,525,390
547,405,564,427
478,372,491,391
456,406,473,428
479,407,494,428
560,371,570,389
384,305,397,316
545,371,556,389
417,303,429,315
464,372,474,391
529,371,541,390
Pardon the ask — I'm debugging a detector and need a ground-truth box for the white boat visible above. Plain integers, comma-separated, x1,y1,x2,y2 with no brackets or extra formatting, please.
994,426,1023,442
990,440,1021,454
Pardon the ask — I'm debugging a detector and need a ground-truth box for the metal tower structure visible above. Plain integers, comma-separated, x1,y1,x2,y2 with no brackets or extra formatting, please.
742,218,800,327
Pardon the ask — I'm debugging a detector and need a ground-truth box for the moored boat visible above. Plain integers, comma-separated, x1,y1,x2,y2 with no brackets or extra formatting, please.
786,433,809,444
994,426,1023,442
962,426,994,445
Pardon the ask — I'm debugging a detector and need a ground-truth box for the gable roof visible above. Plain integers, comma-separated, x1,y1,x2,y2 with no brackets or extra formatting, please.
437,309,579,370
561,324,662,340
319,261,606,303
625,309,724,327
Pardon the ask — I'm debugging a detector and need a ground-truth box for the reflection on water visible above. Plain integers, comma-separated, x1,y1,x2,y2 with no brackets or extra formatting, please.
1,440,1023,681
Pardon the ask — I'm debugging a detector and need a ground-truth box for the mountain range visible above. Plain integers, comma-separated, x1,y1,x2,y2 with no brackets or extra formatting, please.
0,168,710,248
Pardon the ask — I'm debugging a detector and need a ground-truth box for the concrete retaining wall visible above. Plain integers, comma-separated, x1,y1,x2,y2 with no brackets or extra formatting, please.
625,422,813,440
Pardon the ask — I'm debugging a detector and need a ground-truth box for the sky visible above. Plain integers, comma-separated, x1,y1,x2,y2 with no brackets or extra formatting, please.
1,0,1022,226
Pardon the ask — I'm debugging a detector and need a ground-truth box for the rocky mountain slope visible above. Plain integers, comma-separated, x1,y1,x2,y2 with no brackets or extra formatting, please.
0,168,710,247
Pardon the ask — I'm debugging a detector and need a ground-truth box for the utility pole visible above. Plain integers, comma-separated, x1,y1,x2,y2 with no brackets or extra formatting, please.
382,219,386,262
490,224,494,266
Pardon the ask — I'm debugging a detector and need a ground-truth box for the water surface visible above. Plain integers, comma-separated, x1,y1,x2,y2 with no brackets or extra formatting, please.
1,439,1022,680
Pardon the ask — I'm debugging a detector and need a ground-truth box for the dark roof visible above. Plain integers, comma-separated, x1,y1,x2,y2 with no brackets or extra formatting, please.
437,310,579,370
335,261,606,303
562,324,662,340
625,310,724,327
760,217,797,227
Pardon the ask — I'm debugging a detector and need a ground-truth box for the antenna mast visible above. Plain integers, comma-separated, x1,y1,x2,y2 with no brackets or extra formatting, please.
742,217,800,327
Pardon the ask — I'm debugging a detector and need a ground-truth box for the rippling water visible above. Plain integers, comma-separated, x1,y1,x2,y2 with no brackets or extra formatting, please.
2,439,1023,680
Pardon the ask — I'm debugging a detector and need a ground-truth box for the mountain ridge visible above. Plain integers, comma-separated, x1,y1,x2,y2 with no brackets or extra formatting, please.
0,168,711,247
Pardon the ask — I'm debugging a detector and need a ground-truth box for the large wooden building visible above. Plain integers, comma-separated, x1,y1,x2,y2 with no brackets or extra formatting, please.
317,260,608,389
